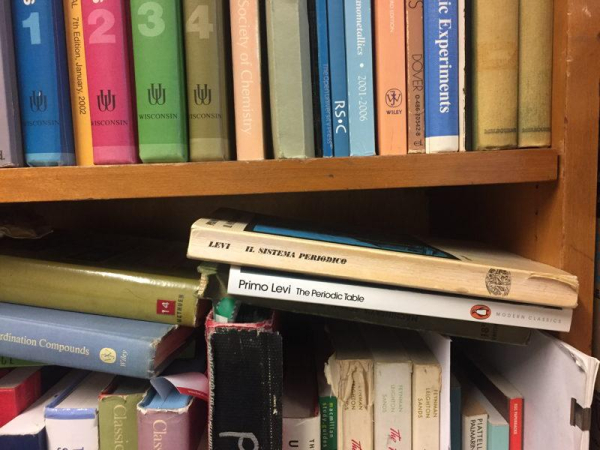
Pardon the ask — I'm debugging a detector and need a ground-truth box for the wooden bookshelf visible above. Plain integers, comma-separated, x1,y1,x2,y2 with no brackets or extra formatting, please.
0,149,557,203
0,0,598,357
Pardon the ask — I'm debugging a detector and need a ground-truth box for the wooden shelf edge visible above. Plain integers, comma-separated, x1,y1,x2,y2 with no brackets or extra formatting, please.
0,149,558,203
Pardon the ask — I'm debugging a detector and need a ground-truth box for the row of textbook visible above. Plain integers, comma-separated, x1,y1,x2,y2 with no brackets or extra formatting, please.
0,0,552,168
0,210,595,449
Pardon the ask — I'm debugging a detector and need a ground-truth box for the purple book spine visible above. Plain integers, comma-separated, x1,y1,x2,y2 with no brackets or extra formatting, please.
0,2,23,168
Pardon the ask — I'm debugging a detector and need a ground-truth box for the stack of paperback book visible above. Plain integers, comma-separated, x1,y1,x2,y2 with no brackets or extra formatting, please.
0,211,595,450
0,0,553,167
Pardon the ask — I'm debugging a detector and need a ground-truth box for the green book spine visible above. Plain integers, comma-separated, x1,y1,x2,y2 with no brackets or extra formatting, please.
130,0,188,162
0,356,44,368
319,394,338,450
183,0,233,161
99,383,148,450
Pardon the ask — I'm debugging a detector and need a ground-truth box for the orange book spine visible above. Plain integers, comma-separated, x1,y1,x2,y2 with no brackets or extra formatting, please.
375,0,408,155
230,0,266,160
405,0,425,153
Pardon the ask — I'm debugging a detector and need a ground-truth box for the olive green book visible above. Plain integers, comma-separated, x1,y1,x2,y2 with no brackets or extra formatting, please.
0,232,206,327
518,0,553,148
130,0,188,163
471,0,519,150
183,0,233,161
99,377,150,450
266,0,315,159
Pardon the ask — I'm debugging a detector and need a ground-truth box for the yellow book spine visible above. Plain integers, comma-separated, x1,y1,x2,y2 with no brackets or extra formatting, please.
63,0,94,166
518,0,553,148
471,0,519,150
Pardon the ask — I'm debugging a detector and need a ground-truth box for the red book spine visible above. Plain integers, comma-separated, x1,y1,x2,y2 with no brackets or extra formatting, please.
0,369,42,427
509,397,523,450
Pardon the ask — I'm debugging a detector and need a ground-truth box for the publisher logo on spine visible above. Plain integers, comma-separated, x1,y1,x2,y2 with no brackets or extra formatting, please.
385,88,403,108
148,83,167,106
485,268,512,297
470,305,492,320
100,348,117,364
29,90,47,112
194,84,212,106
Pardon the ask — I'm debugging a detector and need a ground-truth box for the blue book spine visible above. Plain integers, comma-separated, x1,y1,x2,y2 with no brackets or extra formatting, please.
487,423,510,450
327,0,350,157
423,0,459,153
0,434,46,450
0,306,169,379
12,0,75,166
315,0,333,157
343,0,375,156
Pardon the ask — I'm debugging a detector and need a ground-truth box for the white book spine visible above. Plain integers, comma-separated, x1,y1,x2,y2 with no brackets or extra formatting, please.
374,362,412,450
462,413,487,450
412,364,441,450
228,267,573,332
283,416,321,450
46,416,99,450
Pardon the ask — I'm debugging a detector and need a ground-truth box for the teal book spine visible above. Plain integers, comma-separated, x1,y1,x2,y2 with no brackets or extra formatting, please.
488,422,509,450
343,0,375,156
130,0,188,163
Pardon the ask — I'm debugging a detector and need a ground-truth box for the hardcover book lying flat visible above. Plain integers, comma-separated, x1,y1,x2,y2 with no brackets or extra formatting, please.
188,210,578,308
0,231,206,326
45,372,115,450
0,370,87,450
0,303,195,378
228,266,573,332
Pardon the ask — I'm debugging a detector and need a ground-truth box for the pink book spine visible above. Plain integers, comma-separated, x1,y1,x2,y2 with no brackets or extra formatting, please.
82,0,137,165
137,397,205,450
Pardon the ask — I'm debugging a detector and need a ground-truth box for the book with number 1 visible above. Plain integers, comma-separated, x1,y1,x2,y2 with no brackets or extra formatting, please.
81,0,137,165
12,0,75,166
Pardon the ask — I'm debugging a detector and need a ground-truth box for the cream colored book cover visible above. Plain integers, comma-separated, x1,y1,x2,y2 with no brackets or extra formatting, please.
325,323,374,450
399,331,441,450
187,209,579,307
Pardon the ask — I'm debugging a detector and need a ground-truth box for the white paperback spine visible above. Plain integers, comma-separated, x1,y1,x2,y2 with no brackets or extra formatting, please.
227,267,573,332
283,416,321,450
373,362,412,450
46,416,99,450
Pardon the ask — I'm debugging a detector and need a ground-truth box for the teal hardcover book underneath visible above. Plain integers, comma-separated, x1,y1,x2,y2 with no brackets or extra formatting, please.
0,303,194,379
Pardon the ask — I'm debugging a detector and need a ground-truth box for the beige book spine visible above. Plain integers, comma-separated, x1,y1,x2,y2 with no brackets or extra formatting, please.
405,0,425,153
471,0,519,150
188,217,579,307
518,0,553,148
412,362,441,450
266,0,315,159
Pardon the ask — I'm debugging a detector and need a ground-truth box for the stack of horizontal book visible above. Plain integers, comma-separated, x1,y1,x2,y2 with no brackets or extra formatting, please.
0,211,595,450
188,209,578,340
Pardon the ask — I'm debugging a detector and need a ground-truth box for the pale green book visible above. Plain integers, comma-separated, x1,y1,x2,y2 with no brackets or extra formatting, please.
99,377,150,450
266,0,315,159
